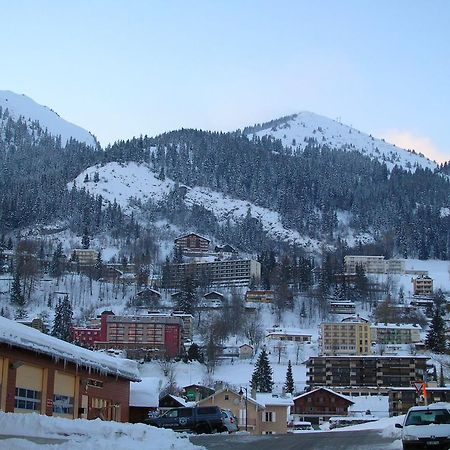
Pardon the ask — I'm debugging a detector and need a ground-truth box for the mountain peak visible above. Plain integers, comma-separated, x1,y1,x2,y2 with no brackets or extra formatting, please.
0,90,97,147
245,111,436,172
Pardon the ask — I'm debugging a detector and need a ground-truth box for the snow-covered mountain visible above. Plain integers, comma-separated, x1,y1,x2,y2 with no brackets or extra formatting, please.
69,161,341,249
0,90,97,147
246,112,437,172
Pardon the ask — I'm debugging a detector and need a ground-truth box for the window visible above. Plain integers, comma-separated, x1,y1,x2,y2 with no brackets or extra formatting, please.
224,394,229,400
53,394,74,415
264,411,275,422
15,387,41,411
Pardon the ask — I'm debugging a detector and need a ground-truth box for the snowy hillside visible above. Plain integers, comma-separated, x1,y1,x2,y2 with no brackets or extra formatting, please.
70,162,327,248
247,112,437,172
0,90,97,147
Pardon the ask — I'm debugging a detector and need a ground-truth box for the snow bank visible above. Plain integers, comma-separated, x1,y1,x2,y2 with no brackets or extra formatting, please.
0,412,203,449
332,414,404,439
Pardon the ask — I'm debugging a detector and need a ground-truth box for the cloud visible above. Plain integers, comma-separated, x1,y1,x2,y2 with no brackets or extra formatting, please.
381,130,448,164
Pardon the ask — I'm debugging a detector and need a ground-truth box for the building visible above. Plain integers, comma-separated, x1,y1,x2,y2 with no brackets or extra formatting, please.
307,356,429,393
344,255,386,274
389,387,450,416
197,387,293,435
245,290,274,304
72,311,188,358
320,317,372,356
214,244,238,259
386,259,405,274
167,259,261,288
413,275,433,296
371,323,422,345
71,249,99,266
329,301,356,315
239,344,254,359
292,387,354,424
266,328,312,343
182,384,215,402
0,316,139,422
129,377,160,423
174,233,210,255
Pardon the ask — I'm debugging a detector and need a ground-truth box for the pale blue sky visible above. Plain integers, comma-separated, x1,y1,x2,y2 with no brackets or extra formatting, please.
1,0,449,161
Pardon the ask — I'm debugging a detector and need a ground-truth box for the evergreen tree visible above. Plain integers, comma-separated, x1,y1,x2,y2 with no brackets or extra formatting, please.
95,251,104,279
50,242,64,278
250,349,274,393
284,360,295,394
176,275,198,315
81,227,90,249
10,269,25,308
52,295,73,342
187,343,204,363
425,307,447,353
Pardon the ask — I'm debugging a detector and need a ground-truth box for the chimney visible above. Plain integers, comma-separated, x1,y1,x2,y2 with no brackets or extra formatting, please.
251,387,257,400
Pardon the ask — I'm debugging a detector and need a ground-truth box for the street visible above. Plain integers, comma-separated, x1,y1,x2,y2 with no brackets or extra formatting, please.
190,430,401,450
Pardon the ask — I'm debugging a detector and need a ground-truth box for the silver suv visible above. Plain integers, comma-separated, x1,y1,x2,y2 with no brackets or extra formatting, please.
221,409,238,433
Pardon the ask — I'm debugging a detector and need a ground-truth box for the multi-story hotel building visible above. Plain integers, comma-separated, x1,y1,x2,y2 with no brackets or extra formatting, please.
307,356,428,392
412,275,433,296
344,255,386,274
371,323,422,345
166,259,261,288
320,317,372,356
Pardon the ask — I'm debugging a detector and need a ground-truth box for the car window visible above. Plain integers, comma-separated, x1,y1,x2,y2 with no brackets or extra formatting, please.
165,409,179,418
197,407,218,415
406,409,450,426
179,408,193,418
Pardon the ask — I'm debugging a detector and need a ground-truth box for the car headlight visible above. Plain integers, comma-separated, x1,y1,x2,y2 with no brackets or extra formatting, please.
403,434,419,441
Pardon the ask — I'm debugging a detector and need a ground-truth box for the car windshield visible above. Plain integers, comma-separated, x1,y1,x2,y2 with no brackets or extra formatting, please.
405,409,450,426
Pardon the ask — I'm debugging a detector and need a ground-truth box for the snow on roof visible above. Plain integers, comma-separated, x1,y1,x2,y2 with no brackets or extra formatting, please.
266,329,312,337
372,323,422,330
198,388,265,408
293,387,354,404
175,233,210,242
130,377,161,407
0,316,140,381
255,393,294,407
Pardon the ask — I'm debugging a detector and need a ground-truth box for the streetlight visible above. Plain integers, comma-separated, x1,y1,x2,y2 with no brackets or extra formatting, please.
238,387,248,431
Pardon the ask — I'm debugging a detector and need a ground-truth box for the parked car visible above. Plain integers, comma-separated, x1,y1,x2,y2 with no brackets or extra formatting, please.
145,406,226,434
395,403,450,450
221,409,238,433
288,420,314,432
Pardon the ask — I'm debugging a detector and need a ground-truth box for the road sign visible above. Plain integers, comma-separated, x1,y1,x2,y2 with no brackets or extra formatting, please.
413,382,423,394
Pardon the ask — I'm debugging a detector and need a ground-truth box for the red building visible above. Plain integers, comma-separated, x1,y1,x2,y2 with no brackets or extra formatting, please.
72,311,183,358
292,387,354,424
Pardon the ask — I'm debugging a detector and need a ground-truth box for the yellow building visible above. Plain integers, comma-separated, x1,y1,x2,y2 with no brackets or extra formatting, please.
321,317,372,356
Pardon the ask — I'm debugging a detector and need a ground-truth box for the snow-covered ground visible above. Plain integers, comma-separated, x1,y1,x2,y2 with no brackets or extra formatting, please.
70,161,323,248
248,112,437,172
0,90,97,147
0,412,203,450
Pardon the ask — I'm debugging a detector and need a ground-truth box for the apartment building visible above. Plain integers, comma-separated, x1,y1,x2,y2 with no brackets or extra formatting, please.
371,323,422,345
73,311,188,358
167,259,261,288
71,249,99,266
329,301,356,315
389,387,450,416
344,255,386,274
307,356,428,392
174,233,210,255
321,318,372,356
412,275,433,296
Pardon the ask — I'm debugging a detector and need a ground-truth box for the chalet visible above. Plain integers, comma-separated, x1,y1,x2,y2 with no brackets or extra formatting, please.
174,233,210,255
239,344,254,359
0,316,140,422
129,377,160,423
197,387,293,434
203,291,225,302
292,388,354,424
214,244,238,258
182,384,215,402
158,394,193,413
136,288,162,303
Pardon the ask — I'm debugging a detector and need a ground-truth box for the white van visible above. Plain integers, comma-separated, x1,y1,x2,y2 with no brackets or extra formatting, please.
395,403,450,450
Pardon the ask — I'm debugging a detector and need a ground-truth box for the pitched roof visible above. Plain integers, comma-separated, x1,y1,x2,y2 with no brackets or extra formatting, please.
175,233,210,242
197,387,264,408
0,316,140,381
293,387,354,404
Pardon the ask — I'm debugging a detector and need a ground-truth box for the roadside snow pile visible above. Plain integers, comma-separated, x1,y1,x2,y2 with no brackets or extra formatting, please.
0,412,204,450
332,415,404,439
